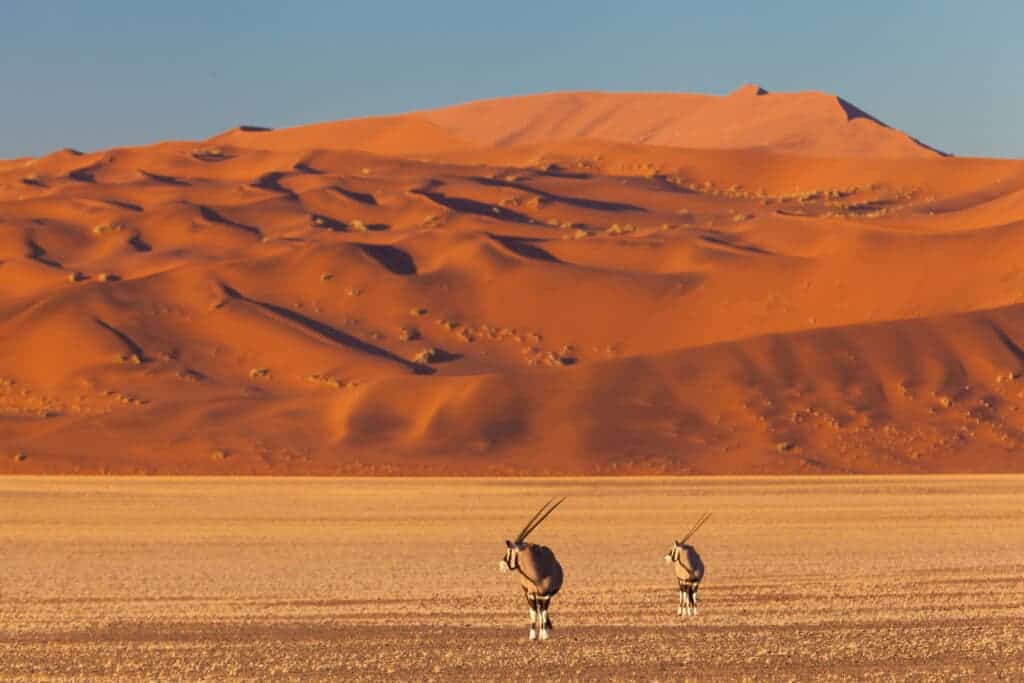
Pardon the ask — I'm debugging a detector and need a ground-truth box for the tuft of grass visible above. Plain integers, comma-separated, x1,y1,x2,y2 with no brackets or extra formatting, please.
349,219,368,232
97,273,120,282
399,327,420,342
67,271,85,283
776,441,795,452
249,367,270,379
211,449,228,460
409,307,428,317
12,451,27,462
320,273,333,282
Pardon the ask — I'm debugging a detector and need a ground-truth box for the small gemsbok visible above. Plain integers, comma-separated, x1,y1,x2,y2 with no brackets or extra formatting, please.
499,497,565,641
665,512,710,616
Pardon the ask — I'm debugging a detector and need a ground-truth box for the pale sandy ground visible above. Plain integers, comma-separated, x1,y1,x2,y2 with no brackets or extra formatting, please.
0,476,1021,681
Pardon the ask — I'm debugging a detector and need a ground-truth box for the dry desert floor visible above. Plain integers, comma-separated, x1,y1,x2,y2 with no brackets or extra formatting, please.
0,476,1022,681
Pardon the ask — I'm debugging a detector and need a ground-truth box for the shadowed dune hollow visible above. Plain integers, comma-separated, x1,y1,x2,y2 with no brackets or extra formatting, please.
3,86,1024,474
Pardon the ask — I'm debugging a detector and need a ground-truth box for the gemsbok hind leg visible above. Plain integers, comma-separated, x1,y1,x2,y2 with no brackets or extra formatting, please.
537,595,551,641
525,593,538,641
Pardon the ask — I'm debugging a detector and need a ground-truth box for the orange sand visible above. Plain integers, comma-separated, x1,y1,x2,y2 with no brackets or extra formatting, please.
2,87,1023,474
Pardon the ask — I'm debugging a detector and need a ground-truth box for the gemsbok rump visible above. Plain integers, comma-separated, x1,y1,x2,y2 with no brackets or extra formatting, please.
665,512,710,616
499,497,565,641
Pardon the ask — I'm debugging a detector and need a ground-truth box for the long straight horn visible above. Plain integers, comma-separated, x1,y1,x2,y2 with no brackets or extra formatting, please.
515,497,557,543
681,512,711,545
518,496,566,543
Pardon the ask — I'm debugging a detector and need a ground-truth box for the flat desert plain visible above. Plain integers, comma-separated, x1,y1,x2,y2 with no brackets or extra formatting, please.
1,476,1021,681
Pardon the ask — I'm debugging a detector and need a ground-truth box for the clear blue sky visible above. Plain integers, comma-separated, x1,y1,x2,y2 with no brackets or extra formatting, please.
2,1,1021,158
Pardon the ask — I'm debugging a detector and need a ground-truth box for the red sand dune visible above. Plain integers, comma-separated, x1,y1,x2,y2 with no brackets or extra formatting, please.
217,85,942,159
2,87,1024,474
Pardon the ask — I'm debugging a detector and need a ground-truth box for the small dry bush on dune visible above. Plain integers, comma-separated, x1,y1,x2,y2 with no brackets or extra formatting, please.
92,222,125,235
249,367,270,379
414,348,439,364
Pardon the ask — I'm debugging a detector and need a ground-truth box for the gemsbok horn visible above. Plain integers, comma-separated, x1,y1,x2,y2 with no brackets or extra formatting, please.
499,497,566,641
664,512,710,616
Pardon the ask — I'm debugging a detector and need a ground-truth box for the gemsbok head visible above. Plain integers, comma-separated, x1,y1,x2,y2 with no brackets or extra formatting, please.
665,512,710,616
499,497,565,641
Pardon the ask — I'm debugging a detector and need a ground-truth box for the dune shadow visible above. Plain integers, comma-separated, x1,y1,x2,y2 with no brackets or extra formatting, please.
698,232,771,255
67,166,98,183
221,284,432,375
103,198,144,212
140,170,190,187
129,233,152,252
310,213,347,231
472,176,645,213
95,319,146,361
357,243,417,275
25,239,61,268
329,185,378,205
488,234,561,263
293,161,324,175
411,188,531,223
197,205,262,238
251,172,297,199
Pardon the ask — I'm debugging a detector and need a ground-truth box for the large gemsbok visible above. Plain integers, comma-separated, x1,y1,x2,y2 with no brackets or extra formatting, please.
499,497,565,641
665,512,710,616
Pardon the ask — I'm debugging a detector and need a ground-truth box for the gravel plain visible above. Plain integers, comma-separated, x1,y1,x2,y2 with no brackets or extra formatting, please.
1,476,1021,681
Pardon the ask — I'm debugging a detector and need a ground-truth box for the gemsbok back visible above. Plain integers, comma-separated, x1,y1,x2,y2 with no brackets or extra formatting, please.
665,512,710,616
499,497,565,641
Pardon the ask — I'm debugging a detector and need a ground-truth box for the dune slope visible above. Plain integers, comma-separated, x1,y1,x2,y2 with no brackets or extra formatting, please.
217,85,942,159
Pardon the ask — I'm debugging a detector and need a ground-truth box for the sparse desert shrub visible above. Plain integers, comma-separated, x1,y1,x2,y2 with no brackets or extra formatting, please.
571,228,590,239
249,367,270,379
12,451,26,462
399,327,420,342
320,273,333,282
92,222,124,235
409,307,428,317
117,353,143,365
605,223,636,235
211,449,228,460
732,213,754,222
307,374,344,389
192,147,227,161
349,219,368,232
414,348,439,364
67,271,85,283
776,441,795,452
97,273,119,282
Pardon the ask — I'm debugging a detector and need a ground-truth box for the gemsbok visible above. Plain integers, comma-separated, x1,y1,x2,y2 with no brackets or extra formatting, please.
665,512,710,616
499,497,565,641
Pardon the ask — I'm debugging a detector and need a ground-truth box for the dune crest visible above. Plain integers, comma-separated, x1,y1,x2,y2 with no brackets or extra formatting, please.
217,86,943,159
